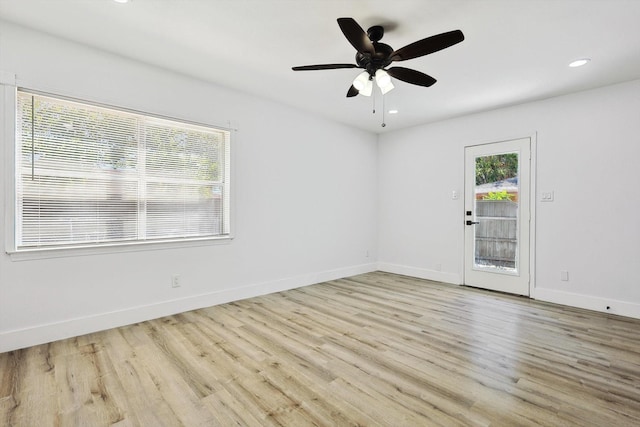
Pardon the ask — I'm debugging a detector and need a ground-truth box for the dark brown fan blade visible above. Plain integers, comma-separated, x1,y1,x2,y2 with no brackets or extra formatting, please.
390,30,464,62
387,67,437,87
292,64,359,71
346,85,359,97
337,17,375,55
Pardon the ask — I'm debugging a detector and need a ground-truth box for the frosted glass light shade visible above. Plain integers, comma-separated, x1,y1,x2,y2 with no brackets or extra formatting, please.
375,69,394,94
353,71,373,96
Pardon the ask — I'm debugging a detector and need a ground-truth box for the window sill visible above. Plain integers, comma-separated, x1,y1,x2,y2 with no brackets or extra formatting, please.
6,235,233,261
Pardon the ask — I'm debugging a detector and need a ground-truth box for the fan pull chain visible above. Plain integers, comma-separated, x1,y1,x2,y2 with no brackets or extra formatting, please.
372,86,376,114
382,94,386,128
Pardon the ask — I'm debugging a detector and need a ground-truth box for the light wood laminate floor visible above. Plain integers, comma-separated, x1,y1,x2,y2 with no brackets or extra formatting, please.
1,272,640,426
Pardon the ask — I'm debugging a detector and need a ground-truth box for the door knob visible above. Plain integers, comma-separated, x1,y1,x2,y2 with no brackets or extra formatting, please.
466,220,479,225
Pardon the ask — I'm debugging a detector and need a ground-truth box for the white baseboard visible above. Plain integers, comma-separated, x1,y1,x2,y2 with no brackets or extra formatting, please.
7,264,635,353
533,287,640,320
377,262,462,285
0,263,377,353
376,263,640,320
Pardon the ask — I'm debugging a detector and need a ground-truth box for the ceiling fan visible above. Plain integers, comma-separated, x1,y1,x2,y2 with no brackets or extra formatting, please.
292,17,464,97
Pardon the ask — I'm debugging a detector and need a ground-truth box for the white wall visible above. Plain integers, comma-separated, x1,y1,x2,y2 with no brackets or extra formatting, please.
0,22,378,352
378,78,640,318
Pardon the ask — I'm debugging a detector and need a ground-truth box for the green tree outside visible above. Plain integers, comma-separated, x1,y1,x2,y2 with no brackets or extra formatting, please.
475,153,518,185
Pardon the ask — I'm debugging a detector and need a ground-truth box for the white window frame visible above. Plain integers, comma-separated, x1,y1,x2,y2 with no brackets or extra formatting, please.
2,80,234,260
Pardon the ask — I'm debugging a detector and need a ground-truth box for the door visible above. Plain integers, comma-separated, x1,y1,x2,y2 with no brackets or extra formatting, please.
464,138,531,295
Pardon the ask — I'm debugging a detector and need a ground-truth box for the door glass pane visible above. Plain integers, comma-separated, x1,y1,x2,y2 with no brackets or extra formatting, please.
474,153,519,273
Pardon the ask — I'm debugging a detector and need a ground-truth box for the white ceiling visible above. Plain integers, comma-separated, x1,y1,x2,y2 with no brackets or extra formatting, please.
1,0,639,133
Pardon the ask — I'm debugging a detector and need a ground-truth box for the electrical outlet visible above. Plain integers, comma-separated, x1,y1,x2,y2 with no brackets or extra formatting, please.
171,274,181,288
560,271,569,281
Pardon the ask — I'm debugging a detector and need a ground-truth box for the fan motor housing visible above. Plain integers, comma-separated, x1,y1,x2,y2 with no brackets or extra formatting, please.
356,42,394,75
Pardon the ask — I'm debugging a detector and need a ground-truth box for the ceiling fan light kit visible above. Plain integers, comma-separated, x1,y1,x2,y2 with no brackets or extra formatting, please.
292,17,465,115
353,71,373,96
375,69,394,94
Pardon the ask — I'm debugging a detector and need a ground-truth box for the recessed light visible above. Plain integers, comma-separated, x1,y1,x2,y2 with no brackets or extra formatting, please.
113,0,130,4
569,58,590,68
388,109,399,114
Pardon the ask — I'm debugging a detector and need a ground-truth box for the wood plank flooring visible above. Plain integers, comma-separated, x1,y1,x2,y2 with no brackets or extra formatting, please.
1,271,640,426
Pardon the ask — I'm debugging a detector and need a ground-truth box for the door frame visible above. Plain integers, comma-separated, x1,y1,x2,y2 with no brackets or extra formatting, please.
462,134,537,297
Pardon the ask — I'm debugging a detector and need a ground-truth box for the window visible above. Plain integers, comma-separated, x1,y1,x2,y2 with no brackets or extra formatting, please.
13,90,231,251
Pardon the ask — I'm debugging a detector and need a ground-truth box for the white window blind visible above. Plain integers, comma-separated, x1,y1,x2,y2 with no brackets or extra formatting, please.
15,90,231,250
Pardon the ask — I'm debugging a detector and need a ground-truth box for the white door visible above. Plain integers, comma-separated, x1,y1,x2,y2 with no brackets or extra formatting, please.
464,138,531,295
